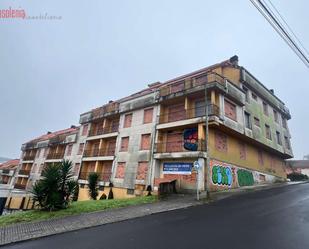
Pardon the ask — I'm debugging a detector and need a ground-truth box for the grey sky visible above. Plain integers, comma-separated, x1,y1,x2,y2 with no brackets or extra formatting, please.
0,0,308,159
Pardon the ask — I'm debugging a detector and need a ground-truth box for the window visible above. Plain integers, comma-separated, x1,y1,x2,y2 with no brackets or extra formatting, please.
120,137,129,151
273,110,279,123
252,92,258,101
263,102,268,116
140,134,151,150
244,112,252,129
143,108,153,124
124,114,132,128
284,136,291,149
282,116,287,129
127,189,135,195
82,124,89,136
115,162,126,178
224,99,237,121
239,142,246,160
74,163,81,176
254,117,260,127
136,162,148,180
171,81,184,93
77,143,84,155
242,86,249,102
215,131,228,152
258,150,264,165
265,124,272,140
276,131,282,145
66,144,73,156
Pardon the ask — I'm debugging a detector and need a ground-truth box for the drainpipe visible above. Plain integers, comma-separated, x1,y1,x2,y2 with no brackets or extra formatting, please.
204,76,209,199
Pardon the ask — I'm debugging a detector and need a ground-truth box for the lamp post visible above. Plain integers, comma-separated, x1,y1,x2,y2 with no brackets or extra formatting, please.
204,74,209,199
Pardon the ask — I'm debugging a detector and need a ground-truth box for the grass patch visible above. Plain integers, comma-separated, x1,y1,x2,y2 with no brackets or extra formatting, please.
0,196,157,227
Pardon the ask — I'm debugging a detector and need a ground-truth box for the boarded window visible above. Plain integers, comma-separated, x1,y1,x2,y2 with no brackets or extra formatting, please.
136,162,148,180
195,75,208,86
195,99,205,117
140,134,151,150
224,100,237,121
82,124,89,136
168,103,185,122
215,132,228,152
78,143,84,155
166,132,183,152
66,144,73,156
74,163,81,176
143,108,153,124
120,137,129,152
115,162,126,178
124,113,133,128
263,102,268,116
254,117,260,127
258,150,264,165
170,81,184,93
239,142,246,160
265,124,272,140
106,140,116,156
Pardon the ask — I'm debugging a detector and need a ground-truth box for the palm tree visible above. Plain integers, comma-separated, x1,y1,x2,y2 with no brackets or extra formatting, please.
31,160,78,211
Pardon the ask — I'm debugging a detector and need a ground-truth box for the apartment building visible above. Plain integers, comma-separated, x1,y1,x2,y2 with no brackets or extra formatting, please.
77,55,292,199
6,126,87,210
0,159,19,214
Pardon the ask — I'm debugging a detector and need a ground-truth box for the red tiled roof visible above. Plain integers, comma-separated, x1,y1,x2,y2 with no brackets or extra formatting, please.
0,159,19,170
25,127,79,144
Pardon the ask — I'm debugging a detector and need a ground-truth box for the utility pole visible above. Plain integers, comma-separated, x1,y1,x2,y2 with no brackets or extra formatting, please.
204,74,209,199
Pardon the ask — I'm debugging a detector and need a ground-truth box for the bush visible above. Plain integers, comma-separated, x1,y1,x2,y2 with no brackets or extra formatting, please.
88,172,99,200
287,172,309,181
31,160,78,211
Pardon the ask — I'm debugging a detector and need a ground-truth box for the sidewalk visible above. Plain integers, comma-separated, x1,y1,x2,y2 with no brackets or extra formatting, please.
0,195,199,246
0,181,306,246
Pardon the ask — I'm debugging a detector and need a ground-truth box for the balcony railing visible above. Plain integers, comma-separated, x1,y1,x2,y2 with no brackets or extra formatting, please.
18,169,31,176
83,147,115,157
23,154,35,161
159,104,220,124
46,152,65,160
159,72,225,97
1,169,11,174
155,139,206,153
14,183,27,190
79,171,112,182
88,124,119,137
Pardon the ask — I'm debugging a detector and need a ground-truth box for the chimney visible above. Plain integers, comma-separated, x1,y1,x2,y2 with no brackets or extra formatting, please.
71,125,77,129
229,55,238,66
108,100,113,103
148,82,161,88
47,131,52,134
270,89,274,94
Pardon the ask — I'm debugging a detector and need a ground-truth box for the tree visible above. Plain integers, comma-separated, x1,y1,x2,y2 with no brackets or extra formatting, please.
31,160,78,211
88,172,99,200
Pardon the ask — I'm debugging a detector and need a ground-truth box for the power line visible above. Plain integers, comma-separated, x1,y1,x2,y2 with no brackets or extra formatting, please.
249,0,309,68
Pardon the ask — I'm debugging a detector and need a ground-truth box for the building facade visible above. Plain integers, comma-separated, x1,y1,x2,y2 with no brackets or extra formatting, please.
5,126,87,210
7,55,293,206
77,55,293,199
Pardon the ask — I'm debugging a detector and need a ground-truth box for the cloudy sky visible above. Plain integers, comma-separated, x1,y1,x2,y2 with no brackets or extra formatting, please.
0,0,308,159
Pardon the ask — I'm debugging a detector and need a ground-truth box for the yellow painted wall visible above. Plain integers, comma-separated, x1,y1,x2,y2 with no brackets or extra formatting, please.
78,187,137,201
6,196,34,210
208,128,286,178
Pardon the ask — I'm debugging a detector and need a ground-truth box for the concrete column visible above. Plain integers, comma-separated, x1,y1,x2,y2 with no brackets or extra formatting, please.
198,158,205,190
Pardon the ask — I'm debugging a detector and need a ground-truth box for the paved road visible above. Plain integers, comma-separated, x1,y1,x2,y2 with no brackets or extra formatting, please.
4,183,309,249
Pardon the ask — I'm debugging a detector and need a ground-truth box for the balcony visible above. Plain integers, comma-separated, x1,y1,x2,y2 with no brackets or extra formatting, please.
83,147,115,158
14,183,27,190
89,124,119,137
159,104,220,124
155,139,206,153
1,178,9,184
159,72,225,98
23,154,35,161
1,169,11,175
46,152,65,160
79,171,112,182
18,169,31,176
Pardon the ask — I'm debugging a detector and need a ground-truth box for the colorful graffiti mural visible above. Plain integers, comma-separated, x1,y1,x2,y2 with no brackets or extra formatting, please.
212,165,233,186
237,169,254,186
183,128,198,151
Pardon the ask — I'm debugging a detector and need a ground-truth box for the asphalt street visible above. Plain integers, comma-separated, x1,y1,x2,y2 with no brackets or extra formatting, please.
3,183,309,249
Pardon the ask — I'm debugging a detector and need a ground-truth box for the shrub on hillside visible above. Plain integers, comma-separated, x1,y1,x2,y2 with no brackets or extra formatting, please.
287,172,309,181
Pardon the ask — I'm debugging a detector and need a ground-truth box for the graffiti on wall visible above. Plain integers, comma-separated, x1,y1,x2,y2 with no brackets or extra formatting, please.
237,169,254,186
212,165,233,186
183,128,198,151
